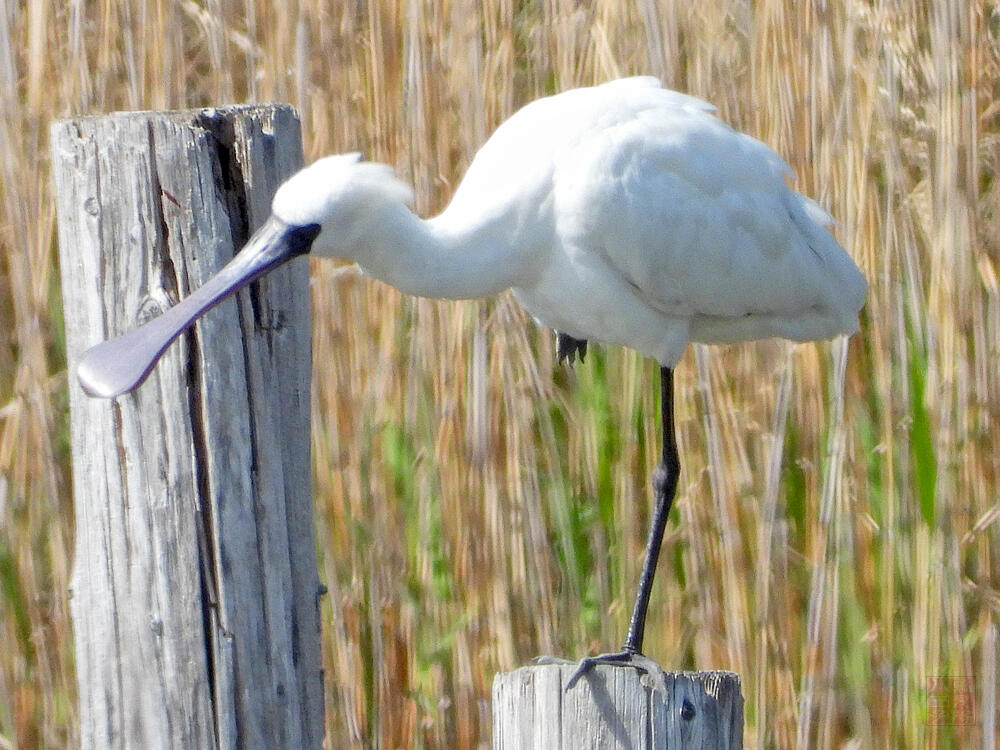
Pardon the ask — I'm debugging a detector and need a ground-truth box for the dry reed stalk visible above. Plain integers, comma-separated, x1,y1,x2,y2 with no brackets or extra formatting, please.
1,1,998,748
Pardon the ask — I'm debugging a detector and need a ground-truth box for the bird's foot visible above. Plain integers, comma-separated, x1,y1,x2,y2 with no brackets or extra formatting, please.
535,651,667,694
556,332,588,365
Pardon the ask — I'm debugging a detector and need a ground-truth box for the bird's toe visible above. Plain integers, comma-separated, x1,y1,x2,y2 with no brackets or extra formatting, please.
556,332,588,365
564,650,666,693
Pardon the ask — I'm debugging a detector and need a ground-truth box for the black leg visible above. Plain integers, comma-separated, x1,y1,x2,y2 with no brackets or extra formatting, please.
622,366,678,654
564,365,679,689
556,332,588,365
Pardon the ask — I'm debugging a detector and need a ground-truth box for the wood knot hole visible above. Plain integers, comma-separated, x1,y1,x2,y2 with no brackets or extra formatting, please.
681,698,696,721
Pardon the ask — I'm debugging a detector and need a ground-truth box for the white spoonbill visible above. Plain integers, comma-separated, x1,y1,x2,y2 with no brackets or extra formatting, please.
77,76,867,682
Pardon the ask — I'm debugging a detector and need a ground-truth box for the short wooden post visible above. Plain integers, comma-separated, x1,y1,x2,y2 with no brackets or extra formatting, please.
493,664,743,749
52,106,324,749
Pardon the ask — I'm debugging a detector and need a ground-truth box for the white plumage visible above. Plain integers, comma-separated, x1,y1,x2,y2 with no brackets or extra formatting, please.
78,78,867,676
273,76,866,367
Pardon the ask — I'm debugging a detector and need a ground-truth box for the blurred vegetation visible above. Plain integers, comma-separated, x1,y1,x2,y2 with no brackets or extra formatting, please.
1,1,999,748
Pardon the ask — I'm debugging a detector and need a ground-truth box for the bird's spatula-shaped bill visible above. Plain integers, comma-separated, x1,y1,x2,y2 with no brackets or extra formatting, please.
76,217,320,398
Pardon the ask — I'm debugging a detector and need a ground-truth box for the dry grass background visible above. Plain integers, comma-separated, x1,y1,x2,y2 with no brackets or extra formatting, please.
1,0,998,748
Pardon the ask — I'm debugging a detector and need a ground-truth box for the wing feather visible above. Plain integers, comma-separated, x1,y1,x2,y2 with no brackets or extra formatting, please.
552,92,865,333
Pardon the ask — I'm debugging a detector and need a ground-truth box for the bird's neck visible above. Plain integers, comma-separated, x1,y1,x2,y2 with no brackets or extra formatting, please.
351,201,530,300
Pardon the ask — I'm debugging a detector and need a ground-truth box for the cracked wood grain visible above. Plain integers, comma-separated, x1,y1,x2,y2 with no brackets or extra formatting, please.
493,664,742,749
52,105,323,750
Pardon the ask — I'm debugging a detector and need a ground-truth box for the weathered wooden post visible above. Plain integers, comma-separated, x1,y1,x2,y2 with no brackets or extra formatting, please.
51,106,324,749
493,664,743,749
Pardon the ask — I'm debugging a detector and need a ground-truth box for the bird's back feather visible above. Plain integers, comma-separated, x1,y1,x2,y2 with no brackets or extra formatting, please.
438,78,866,363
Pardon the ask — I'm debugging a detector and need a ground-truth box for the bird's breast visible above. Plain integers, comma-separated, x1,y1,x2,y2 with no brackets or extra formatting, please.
510,246,693,366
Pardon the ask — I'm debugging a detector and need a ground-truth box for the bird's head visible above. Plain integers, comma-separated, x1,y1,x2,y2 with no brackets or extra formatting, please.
75,153,415,398
270,153,414,259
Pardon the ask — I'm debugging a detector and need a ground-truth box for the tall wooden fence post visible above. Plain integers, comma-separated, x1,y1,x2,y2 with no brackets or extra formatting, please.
493,664,743,749
51,106,324,749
